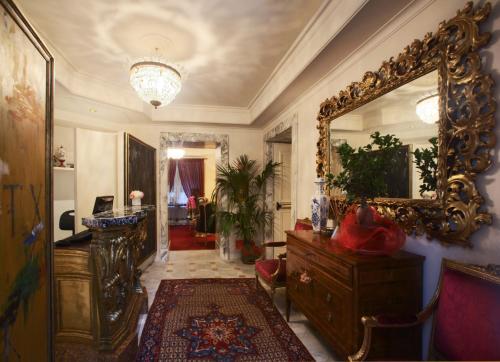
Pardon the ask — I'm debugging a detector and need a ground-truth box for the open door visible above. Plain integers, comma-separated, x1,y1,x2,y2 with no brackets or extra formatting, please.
272,142,292,256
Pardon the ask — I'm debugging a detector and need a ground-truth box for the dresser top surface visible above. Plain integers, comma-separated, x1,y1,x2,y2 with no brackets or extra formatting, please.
286,230,424,265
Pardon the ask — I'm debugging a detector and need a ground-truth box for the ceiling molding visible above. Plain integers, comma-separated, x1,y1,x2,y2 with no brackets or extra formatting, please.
248,0,369,119
151,104,251,124
256,0,434,128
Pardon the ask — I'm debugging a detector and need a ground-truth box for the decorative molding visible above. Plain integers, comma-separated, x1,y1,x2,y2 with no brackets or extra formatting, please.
159,132,229,258
249,0,368,119
317,2,495,246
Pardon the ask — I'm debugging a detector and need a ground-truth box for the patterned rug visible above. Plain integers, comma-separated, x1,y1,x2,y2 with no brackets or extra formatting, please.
137,278,314,361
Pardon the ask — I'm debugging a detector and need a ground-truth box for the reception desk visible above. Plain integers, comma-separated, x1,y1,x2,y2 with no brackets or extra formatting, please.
54,206,154,361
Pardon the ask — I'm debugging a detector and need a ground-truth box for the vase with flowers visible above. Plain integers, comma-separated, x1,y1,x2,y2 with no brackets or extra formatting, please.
325,132,406,254
129,190,144,206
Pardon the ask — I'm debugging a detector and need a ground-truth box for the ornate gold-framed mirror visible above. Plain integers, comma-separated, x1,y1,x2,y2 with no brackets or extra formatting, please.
316,2,495,247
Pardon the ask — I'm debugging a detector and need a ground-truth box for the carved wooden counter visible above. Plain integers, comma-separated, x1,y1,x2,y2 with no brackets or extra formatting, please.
54,206,154,361
286,230,424,360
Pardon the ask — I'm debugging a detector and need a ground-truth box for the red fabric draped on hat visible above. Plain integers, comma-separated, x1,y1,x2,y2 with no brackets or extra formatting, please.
333,206,405,255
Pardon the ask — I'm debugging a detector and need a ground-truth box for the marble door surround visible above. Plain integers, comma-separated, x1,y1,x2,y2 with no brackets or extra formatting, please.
159,132,229,260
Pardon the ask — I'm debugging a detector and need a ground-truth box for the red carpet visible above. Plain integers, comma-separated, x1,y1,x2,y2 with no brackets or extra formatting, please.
137,278,313,361
169,225,216,251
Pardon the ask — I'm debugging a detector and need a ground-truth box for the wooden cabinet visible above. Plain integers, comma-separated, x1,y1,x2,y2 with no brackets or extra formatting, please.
286,230,424,360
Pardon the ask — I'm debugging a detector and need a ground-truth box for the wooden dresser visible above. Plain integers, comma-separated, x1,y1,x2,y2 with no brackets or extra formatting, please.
286,230,424,360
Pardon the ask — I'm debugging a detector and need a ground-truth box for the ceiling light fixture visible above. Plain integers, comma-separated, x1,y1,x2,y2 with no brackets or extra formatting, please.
416,94,439,124
129,58,182,109
167,148,185,159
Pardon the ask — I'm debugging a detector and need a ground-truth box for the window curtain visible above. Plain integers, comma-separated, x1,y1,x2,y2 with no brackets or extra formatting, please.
168,159,177,191
178,159,204,197
169,162,188,205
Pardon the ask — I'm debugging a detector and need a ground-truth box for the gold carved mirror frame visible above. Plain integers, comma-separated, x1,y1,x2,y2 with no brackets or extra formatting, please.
316,2,495,247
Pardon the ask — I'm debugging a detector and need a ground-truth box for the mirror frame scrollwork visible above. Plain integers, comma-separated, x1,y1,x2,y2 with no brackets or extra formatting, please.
316,2,495,247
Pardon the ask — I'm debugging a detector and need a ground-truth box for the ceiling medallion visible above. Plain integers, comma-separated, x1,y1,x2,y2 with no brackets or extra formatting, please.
129,59,182,109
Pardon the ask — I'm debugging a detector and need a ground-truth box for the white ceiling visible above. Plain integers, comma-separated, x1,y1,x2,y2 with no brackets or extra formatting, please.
19,0,323,108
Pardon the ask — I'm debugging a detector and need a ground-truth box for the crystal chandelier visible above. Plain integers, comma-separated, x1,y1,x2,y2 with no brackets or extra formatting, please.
129,60,182,108
416,94,439,124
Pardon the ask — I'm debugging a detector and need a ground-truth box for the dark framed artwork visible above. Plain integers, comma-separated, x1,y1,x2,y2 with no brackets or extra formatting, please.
381,145,411,199
124,133,157,262
0,0,54,360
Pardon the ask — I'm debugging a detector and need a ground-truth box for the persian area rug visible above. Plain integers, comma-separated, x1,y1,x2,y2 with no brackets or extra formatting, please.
137,278,314,361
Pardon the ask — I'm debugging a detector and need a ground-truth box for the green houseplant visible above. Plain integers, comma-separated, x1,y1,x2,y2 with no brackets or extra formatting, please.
325,132,403,225
212,155,279,264
413,137,438,197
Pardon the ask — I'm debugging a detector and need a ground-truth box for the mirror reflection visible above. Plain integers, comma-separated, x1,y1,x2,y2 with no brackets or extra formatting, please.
329,70,438,200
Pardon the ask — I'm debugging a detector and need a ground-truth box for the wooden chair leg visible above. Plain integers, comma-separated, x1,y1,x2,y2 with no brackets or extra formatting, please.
286,296,291,322
255,273,259,288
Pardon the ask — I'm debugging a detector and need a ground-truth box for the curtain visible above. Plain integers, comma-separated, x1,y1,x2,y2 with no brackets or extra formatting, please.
168,159,177,191
178,159,204,197
170,163,188,204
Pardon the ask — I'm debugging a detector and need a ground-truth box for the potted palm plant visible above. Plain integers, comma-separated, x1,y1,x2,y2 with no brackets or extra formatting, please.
212,155,279,264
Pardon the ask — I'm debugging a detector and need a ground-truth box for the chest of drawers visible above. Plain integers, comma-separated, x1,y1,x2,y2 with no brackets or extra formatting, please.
286,230,424,360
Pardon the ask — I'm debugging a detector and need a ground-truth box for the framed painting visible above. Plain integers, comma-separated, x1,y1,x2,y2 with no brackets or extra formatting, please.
124,133,157,262
0,0,54,360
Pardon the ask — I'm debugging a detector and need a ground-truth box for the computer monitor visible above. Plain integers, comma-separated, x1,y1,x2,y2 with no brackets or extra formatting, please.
92,196,114,215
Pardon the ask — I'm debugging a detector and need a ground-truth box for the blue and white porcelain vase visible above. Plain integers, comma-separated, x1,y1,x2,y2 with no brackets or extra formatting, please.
311,178,329,233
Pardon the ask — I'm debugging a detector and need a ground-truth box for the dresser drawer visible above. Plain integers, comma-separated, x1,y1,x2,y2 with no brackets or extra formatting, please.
313,274,351,345
287,249,315,305
359,266,421,285
288,239,353,287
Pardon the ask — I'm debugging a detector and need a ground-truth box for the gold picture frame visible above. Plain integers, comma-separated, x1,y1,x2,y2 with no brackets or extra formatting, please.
316,2,495,247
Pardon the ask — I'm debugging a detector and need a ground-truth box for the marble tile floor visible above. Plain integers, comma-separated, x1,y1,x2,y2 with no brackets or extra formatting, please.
138,249,340,362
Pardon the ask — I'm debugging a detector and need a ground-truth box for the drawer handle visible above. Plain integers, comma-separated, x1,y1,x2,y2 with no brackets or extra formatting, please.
299,271,312,284
327,312,333,323
326,293,332,303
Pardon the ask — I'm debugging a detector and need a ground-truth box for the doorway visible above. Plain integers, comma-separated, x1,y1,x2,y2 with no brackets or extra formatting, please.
167,146,217,251
271,141,292,257
263,113,298,257
159,132,229,260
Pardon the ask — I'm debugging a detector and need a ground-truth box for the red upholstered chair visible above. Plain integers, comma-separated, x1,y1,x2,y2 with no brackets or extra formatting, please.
349,259,500,361
255,218,312,301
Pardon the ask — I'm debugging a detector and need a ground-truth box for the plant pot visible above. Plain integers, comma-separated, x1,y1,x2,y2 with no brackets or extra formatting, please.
240,242,261,264
132,198,141,206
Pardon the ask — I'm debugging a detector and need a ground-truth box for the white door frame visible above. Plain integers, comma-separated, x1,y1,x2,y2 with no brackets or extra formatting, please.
263,113,298,241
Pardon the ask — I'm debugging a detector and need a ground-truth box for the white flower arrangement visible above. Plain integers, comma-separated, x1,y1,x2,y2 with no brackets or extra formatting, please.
129,190,144,200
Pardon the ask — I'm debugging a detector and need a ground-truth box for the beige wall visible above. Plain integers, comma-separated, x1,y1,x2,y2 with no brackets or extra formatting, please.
75,128,119,232
123,124,262,163
263,0,500,356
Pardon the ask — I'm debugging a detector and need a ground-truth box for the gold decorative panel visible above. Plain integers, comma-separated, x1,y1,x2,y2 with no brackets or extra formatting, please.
316,2,495,246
